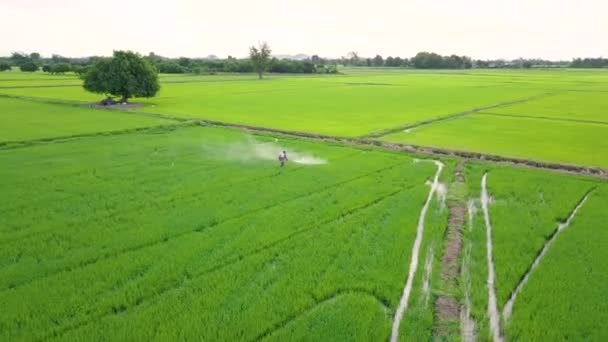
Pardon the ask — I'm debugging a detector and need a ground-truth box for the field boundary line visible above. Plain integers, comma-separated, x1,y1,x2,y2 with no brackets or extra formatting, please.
41,188,408,341
0,123,192,150
478,111,608,126
0,160,406,293
1,92,606,179
390,160,444,342
502,189,593,321
481,173,503,342
361,92,557,138
0,84,81,89
252,289,389,341
166,121,608,180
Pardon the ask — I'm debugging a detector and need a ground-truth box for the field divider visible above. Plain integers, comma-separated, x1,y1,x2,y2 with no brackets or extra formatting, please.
0,159,405,293
501,188,594,321
0,123,193,150
360,92,558,138
252,288,389,341
0,151,363,251
390,159,444,342
41,187,411,341
481,173,503,342
120,118,608,180
477,111,608,126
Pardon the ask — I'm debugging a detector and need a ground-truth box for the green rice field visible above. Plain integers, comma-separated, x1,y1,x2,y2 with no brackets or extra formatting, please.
1,68,607,341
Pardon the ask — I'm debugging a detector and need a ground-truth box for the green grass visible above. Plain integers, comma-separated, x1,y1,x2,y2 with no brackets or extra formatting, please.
0,125,445,341
381,114,608,168
0,96,176,143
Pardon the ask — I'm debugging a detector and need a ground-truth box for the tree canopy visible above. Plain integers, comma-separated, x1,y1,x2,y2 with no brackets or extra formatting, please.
249,42,272,79
83,51,160,103
19,61,39,72
0,62,11,72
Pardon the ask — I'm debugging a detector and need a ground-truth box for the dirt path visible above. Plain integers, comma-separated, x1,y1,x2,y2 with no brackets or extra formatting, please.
390,160,444,342
481,173,503,342
433,162,466,339
502,192,591,321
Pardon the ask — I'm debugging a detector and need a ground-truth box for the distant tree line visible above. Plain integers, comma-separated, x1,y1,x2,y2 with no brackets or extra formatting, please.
0,51,338,75
146,53,338,75
1,51,606,73
570,57,608,68
335,51,607,69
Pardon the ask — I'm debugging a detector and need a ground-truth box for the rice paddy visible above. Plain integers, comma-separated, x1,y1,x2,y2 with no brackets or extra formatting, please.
1,67,607,341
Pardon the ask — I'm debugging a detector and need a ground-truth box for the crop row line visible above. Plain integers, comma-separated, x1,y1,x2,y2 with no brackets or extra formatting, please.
501,188,594,321
0,158,403,292
0,150,363,253
252,288,390,342
0,123,191,150
361,92,558,138
391,160,444,342
40,187,408,341
477,111,608,126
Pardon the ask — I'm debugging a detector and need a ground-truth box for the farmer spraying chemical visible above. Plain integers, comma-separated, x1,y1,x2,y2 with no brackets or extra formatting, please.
278,150,288,167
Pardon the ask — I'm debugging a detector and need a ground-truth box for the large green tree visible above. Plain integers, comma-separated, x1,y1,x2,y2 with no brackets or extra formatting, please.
83,51,160,103
249,42,271,79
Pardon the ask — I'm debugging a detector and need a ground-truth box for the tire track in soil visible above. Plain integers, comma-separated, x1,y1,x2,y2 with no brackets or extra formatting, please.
390,160,444,342
433,161,466,339
481,173,503,342
502,190,592,321
40,188,407,341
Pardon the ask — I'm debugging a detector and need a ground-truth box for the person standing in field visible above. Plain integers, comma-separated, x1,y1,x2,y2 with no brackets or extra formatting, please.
278,150,288,167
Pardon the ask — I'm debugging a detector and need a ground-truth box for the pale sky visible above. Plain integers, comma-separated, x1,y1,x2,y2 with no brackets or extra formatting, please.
2,0,606,60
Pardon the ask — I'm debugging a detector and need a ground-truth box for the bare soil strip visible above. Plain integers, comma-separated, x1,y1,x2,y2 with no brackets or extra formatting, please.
433,162,466,339
362,92,556,138
502,191,592,321
481,173,503,342
390,160,444,342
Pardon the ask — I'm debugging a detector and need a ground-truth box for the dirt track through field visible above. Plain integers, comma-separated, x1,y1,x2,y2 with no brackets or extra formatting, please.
502,191,592,321
433,162,466,339
481,173,503,342
390,160,444,342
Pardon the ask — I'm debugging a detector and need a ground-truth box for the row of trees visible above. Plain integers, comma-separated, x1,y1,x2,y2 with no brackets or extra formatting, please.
338,51,472,69
150,56,336,75
2,50,606,74
571,57,608,68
